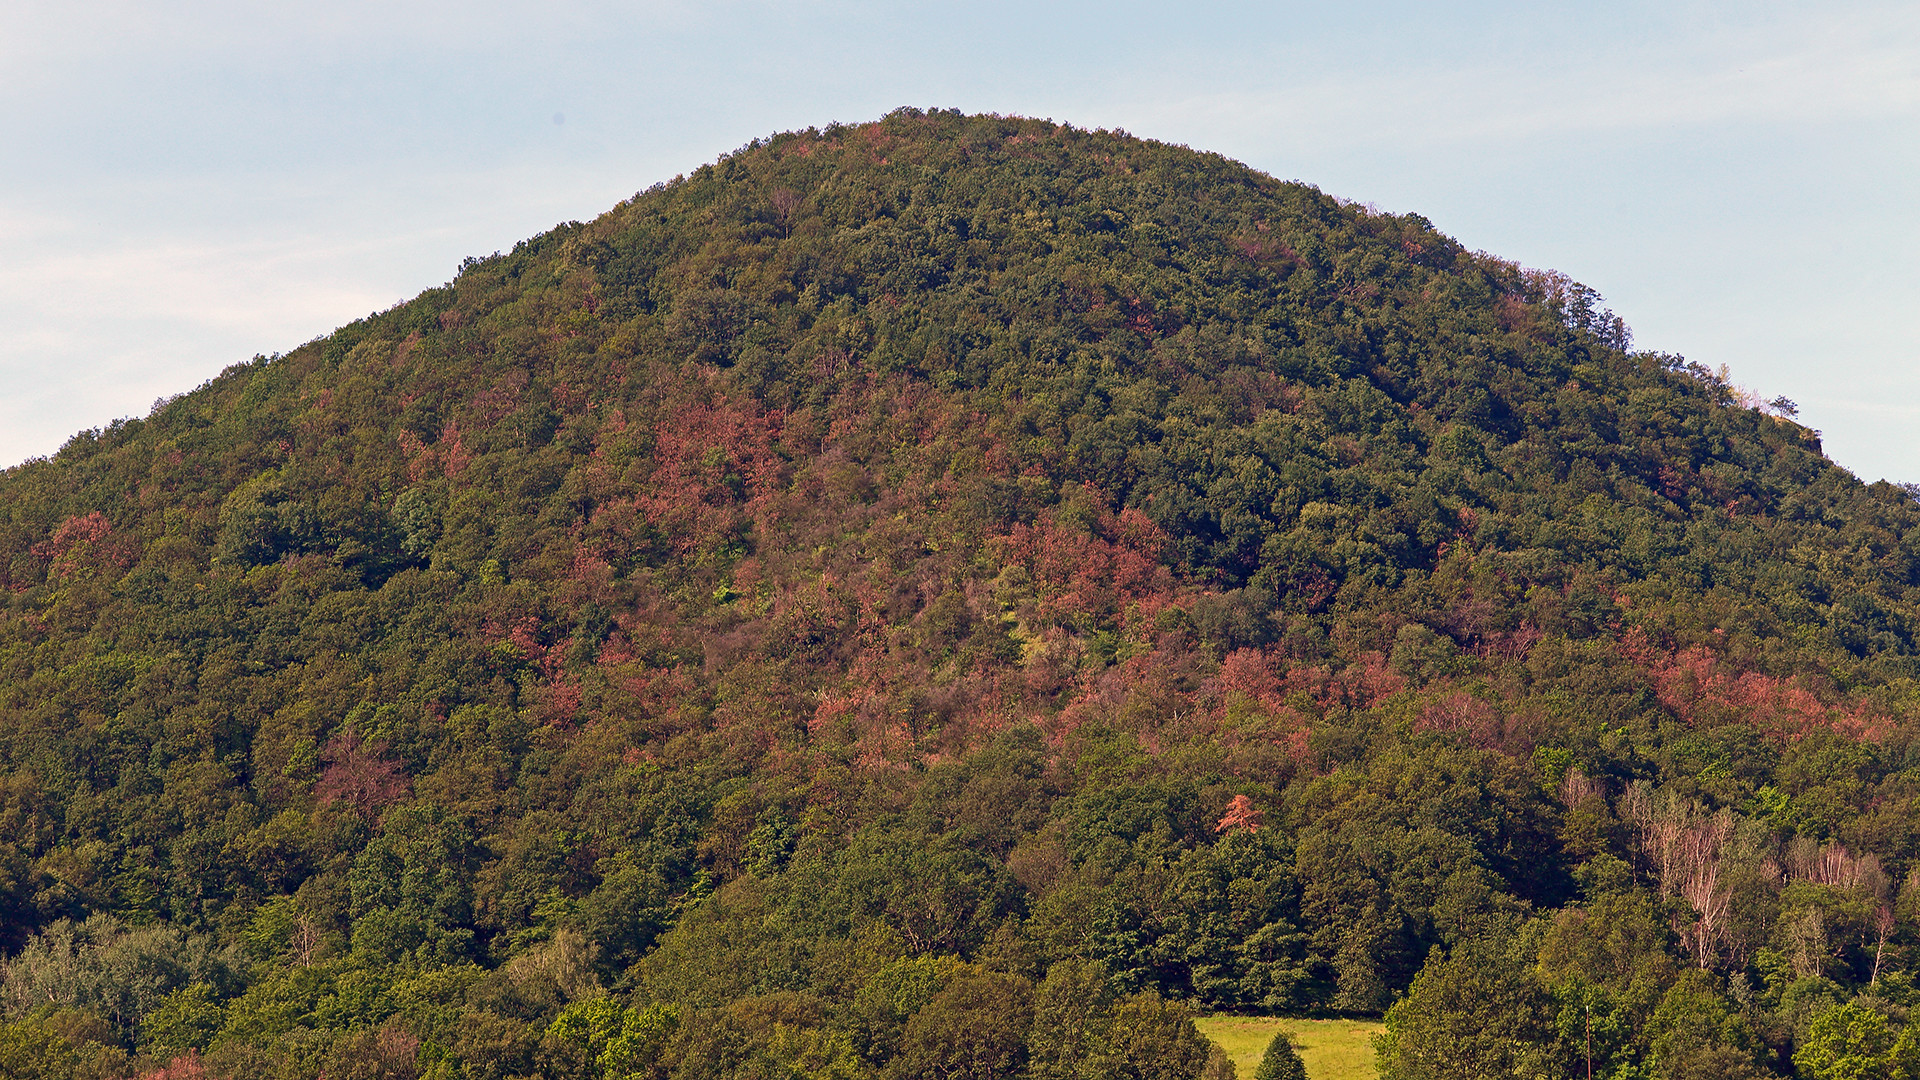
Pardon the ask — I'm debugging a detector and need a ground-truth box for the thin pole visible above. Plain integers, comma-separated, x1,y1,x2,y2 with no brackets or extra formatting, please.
1586,1004,1593,1080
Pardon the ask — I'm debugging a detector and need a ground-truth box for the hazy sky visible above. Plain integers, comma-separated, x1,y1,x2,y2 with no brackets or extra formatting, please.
4,1,1917,480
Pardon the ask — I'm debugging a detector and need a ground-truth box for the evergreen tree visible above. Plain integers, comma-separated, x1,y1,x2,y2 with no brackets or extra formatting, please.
1253,1030,1307,1080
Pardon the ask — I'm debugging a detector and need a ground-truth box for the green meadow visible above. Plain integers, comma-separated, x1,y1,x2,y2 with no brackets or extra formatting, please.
1195,1017,1383,1080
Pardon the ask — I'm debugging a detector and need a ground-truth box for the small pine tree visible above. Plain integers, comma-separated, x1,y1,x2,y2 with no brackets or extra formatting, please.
1253,1031,1307,1080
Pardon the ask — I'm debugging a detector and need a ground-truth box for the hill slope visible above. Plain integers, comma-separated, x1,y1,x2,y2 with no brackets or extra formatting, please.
3,108,1919,1079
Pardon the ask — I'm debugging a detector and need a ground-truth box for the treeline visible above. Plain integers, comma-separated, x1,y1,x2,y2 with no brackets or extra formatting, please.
3,109,1920,1078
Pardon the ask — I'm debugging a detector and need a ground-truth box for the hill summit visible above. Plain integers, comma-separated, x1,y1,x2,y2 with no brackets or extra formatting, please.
3,108,1919,1079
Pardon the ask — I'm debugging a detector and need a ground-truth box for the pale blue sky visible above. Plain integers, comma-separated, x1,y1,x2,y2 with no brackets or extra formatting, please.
4,1,1917,479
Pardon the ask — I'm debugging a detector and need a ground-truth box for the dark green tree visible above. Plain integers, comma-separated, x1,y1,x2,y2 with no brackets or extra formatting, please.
1027,958,1115,1080
892,972,1034,1080
1376,930,1559,1080
1252,1030,1307,1080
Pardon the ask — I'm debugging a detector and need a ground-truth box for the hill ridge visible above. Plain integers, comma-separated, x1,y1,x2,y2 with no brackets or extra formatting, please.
1,107,1917,1080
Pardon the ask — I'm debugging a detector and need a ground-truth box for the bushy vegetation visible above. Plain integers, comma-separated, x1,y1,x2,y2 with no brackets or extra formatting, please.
3,108,1920,1078
1253,1030,1306,1080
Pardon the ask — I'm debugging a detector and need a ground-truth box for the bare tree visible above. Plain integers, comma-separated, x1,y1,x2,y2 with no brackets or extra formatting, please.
1622,783,1695,899
1560,767,1603,808
1680,856,1732,969
1873,903,1896,985
1674,812,1735,968
1787,907,1830,980
290,915,322,968
1782,837,1879,894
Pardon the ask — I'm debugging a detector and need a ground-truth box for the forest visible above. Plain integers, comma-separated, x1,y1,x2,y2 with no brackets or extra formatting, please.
4,108,1920,1079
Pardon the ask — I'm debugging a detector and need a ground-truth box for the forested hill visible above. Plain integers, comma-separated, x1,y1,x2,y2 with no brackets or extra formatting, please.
4,108,1920,1080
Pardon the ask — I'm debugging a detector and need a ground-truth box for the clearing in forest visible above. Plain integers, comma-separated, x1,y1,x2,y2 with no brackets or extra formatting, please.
1195,1016,1384,1080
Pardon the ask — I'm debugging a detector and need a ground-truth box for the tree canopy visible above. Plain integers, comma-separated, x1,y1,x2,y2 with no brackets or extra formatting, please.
3,108,1920,1078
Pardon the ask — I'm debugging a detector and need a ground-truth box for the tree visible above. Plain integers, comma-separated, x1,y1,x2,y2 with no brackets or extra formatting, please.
140,983,226,1056
892,972,1033,1080
1644,971,1768,1080
326,1026,423,1080
136,1050,219,1080
1796,1002,1898,1080
1201,1045,1237,1080
544,997,681,1080
1027,958,1115,1080
1375,931,1559,1080
1215,795,1263,835
1098,993,1212,1080
1252,1030,1307,1080
346,802,479,966
0,1021,80,1080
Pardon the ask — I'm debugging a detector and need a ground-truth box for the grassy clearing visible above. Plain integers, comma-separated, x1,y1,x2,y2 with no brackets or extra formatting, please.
1194,1016,1384,1080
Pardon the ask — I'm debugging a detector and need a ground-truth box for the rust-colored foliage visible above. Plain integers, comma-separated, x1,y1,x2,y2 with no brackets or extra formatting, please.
1215,793,1263,834
316,729,411,816
138,1050,218,1080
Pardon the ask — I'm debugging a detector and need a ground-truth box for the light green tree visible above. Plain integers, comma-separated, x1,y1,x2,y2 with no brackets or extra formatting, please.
1796,1002,1907,1080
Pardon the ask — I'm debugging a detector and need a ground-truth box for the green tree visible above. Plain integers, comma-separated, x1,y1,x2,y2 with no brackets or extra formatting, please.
1375,931,1559,1080
1253,1030,1306,1080
1796,1002,1898,1080
141,982,227,1055
1642,971,1769,1080
0,1021,80,1080
1889,1023,1920,1080
347,802,479,966
543,997,680,1080
1027,958,1115,1080
892,972,1033,1080
0,916,242,1044
1097,993,1212,1080
850,955,966,1067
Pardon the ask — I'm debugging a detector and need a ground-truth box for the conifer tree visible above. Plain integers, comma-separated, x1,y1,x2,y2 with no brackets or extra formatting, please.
1253,1031,1307,1080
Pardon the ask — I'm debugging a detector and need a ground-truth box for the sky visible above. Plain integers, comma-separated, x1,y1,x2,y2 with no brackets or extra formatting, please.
3,1,1917,480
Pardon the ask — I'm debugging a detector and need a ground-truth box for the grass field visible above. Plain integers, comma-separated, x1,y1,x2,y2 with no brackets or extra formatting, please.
1193,1016,1384,1080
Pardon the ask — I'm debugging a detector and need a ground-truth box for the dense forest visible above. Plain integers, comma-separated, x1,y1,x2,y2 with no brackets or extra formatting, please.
4,108,1920,1080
